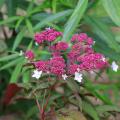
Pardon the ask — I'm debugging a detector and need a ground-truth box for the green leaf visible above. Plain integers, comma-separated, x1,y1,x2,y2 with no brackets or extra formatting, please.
66,79,80,93
62,0,88,42
12,30,25,51
0,54,19,62
96,105,120,114
25,19,34,36
0,57,23,70
15,17,24,30
82,101,99,120
102,0,120,26
84,16,120,52
33,10,72,30
0,16,20,25
10,60,24,83
22,71,30,83
84,78,113,104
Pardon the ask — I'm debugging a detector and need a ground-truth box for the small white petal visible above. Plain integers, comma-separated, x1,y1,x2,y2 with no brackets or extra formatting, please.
47,71,50,74
111,61,119,72
45,27,51,30
93,41,96,45
102,57,106,62
90,71,94,74
32,70,42,79
62,74,68,80
35,42,39,46
77,68,80,72
19,50,24,56
74,72,83,83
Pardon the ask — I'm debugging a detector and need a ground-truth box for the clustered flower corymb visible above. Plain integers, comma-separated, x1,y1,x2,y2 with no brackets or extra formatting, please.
23,28,118,82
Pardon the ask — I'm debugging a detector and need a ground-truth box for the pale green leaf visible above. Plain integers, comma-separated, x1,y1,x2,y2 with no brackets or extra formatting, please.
62,0,88,41
82,101,99,120
96,105,120,114
10,59,24,83
102,0,120,26
12,30,25,51
84,16,120,52
0,16,20,25
25,19,34,36
0,57,23,70
0,54,19,62
33,10,72,30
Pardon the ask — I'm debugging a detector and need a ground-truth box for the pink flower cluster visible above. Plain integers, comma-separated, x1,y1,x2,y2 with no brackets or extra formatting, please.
34,28,62,44
34,56,66,75
25,50,34,60
71,33,94,45
25,28,108,76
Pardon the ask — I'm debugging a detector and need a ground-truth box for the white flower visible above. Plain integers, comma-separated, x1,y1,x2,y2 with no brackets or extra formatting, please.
74,72,83,83
77,68,80,72
90,71,94,74
45,27,51,30
93,41,96,45
35,42,39,46
102,57,106,62
32,69,42,79
19,50,24,56
111,61,118,72
62,74,68,80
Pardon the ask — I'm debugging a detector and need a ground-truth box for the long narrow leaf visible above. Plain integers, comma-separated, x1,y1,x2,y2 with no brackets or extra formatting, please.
0,57,23,70
82,101,99,120
26,19,34,36
96,105,120,114
0,54,19,62
33,10,72,30
10,60,24,83
84,16,120,52
102,0,120,26
12,30,25,51
62,0,88,42
0,16,20,25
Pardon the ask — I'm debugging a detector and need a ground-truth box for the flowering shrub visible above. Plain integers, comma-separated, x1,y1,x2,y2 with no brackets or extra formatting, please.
1,0,120,120
24,28,108,83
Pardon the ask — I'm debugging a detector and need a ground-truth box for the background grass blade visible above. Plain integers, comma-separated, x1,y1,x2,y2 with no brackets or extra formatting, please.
26,19,34,36
84,16,120,53
96,105,120,114
33,10,73,31
62,0,88,42
0,57,23,70
102,0,120,26
10,60,24,83
12,30,25,51
82,101,99,120
0,16,20,25
0,53,19,62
